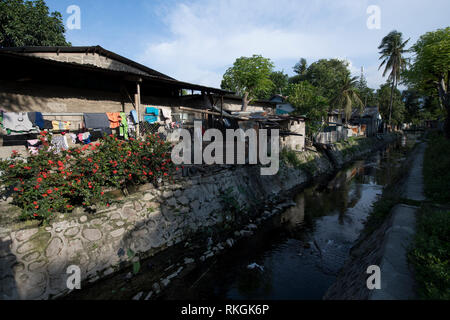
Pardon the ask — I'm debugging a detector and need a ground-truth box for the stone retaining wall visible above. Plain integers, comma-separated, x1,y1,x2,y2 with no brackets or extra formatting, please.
0,134,397,300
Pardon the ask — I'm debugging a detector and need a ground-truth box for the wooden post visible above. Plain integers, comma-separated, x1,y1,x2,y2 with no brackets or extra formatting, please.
135,81,141,137
220,95,224,123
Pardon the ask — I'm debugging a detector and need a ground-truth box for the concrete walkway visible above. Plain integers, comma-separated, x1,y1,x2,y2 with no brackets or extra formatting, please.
370,142,427,300
403,143,426,201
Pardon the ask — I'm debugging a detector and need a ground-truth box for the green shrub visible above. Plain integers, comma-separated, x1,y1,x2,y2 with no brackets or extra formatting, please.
409,206,450,300
280,148,302,168
0,133,176,221
424,132,450,204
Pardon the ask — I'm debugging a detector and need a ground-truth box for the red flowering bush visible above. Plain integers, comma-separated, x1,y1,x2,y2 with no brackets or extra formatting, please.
0,133,176,221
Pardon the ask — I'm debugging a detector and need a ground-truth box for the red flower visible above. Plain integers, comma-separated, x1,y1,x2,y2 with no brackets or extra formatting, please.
87,158,93,163
113,170,118,174
47,189,53,194
48,160,54,165
13,187,19,191
33,213,38,217
24,166,31,170
42,194,48,197
9,165,15,169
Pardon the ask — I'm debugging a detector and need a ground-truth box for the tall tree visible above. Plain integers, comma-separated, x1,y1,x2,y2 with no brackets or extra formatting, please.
332,74,364,123
356,67,377,107
378,30,410,128
377,82,406,127
221,55,274,111
0,0,70,47
303,59,351,103
293,58,307,75
402,89,422,124
287,81,329,136
405,27,450,138
268,70,289,97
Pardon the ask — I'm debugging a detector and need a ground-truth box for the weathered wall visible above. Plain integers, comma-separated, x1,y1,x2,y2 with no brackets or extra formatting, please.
222,98,274,114
0,134,397,300
280,120,306,152
0,80,184,114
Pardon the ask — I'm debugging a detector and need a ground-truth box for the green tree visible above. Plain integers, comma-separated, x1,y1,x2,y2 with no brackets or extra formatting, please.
378,30,410,127
356,69,377,107
332,74,364,123
221,55,274,111
303,58,352,103
268,70,289,97
0,0,70,47
402,89,422,124
377,82,405,127
287,81,329,136
293,58,308,75
405,27,450,138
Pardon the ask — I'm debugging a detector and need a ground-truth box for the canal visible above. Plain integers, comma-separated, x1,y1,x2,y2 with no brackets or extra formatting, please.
65,139,412,300
157,143,409,300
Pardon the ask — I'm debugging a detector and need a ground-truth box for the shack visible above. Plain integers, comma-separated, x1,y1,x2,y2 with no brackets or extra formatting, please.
0,46,232,158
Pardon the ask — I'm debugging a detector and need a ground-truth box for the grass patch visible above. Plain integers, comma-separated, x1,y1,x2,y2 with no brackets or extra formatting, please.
409,205,450,300
424,132,450,204
280,148,303,168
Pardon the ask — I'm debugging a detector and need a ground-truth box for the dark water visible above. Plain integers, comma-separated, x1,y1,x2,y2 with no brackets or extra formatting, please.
161,146,407,300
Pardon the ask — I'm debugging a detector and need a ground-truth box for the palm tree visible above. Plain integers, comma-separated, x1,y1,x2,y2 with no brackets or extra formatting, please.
378,30,410,128
332,74,364,123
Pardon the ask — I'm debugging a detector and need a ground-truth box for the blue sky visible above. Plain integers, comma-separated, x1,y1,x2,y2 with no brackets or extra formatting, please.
45,0,450,89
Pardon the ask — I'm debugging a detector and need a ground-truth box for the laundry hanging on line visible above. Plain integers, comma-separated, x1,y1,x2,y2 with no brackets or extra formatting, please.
106,112,122,129
83,113,110,129
2,112,35,133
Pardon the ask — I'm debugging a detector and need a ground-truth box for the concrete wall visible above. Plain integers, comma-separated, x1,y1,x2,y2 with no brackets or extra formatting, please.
0,80,184,115
280,120,306,151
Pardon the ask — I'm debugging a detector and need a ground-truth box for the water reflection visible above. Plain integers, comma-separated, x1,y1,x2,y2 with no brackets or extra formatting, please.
280,193,305,230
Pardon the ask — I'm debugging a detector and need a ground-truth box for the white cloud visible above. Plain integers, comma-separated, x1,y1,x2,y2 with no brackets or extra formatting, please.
136,0,450,90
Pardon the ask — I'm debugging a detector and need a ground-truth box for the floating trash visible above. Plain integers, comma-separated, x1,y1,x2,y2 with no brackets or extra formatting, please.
247,263,264,272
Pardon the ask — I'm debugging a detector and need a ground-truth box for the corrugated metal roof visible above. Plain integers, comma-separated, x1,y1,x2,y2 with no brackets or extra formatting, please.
0,50,232,95
0,45,174,80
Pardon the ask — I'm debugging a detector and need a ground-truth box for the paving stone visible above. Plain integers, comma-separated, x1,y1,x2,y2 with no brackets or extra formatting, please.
15,228,39,242
110,228,125,238
46,237,63,258
82,229,102,242
64,227,80,238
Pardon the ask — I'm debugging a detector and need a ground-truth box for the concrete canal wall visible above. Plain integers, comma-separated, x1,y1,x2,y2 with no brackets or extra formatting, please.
0,134,398,300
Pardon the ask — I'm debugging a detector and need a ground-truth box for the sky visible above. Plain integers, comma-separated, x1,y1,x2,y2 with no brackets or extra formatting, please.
45,0,450,90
